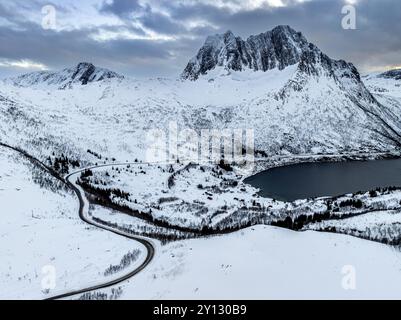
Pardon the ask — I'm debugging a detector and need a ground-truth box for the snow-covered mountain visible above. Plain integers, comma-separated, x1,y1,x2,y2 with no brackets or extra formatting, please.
182,25,370,102
6,62,124,89
1,25,401,166
182,25,309,80
181,26,401,153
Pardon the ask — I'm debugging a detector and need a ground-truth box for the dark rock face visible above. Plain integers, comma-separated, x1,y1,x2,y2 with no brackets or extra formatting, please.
378,69,401,80
70,62,123,86
9,62,124,89
182,25,362,83
72,62,97,85
182,26,312,80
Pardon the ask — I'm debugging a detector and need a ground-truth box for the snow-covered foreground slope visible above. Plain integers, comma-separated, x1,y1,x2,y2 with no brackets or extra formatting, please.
107,225,401,300
0,147,145,299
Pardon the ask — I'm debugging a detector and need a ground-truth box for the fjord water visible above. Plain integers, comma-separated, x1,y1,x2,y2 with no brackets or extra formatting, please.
244,159,401,202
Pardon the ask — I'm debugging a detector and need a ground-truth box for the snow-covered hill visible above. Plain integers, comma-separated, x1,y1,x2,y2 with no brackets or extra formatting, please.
88,225,401,300
6,62,124,89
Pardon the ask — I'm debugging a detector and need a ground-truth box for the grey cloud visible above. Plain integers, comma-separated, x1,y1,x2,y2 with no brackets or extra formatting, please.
0,0,401,78
100,0,142,17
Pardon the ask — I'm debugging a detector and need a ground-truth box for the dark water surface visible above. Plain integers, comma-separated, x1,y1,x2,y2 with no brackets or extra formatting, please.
244,159,401,202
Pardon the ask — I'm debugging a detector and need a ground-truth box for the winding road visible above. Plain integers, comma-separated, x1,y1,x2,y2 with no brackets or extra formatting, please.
0,143,156,300
46,163,155,300
45,166,157,300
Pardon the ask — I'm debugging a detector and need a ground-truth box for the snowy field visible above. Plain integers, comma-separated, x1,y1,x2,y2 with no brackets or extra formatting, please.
0,147,146,299
84,225,401,300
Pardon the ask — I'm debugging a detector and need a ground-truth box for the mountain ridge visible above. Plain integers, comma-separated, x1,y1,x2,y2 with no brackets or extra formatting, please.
1,25,400,160
6,62,124,89
179,25,401,152
181,25,358,81
378,69,401,80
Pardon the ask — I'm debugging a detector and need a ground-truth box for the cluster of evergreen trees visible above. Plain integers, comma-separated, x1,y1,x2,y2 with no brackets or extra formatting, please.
47,154,80,175
87,149,102,160
271,211,332,230
319,222,401,246
78,287,123,300
338,199,363,209
104,250,141,276
78,177,130,201
78,292,108,300
91,216,197,244
218,159,233,172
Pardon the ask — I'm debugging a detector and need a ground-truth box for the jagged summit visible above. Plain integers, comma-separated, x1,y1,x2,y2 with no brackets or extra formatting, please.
182,25,313,80
7,62,124,89
181,25,359,82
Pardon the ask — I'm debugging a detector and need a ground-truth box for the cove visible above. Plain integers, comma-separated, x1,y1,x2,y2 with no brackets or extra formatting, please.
244,158,401,202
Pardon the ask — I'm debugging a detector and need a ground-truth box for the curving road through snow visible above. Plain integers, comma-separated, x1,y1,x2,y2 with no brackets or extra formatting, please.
45,164,157,300
0,142,156,300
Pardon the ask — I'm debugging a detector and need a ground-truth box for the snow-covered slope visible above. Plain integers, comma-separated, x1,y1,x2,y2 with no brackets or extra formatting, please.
364,69,401,99
0,146,145,299
181,26,401,153
88,225,401,300
1,25,400,168
363,69,401,145
6,62,124,89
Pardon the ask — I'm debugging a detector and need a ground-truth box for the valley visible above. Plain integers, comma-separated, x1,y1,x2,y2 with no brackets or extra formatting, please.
1,25,401,300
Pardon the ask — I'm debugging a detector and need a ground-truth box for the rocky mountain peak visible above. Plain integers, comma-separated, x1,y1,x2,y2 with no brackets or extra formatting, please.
7,62,124,89
182,25,312,80
69,62,123,85
76,62,95,69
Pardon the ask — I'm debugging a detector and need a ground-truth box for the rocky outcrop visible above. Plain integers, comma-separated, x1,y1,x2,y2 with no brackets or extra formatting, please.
8,62,124,89
378,69,401,80
182,26,312,80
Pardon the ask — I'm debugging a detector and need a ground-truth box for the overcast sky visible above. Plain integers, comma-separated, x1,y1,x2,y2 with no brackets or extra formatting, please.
0,0,400,78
